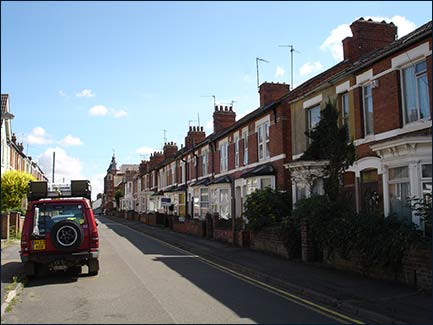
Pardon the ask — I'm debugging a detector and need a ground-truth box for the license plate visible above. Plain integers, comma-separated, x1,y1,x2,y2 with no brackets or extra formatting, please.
33,240,46,250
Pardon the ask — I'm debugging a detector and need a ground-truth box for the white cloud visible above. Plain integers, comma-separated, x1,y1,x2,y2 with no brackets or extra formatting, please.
113,110,127,118
320,24,352,61
299,62,324,77
90,173,106,200
76,89,95,98
320,16,418,61
366,15,416,38
59,135,83,147
274,66,285,78
88,105,128,118
89,105,108,116
37,147,83,183
26,127,53,145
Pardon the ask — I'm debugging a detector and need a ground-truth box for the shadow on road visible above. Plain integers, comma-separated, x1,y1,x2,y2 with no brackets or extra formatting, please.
100,215,333,324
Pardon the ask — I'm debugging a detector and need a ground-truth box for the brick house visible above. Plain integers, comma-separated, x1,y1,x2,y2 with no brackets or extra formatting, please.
112,82,293,224
105,17,431,230
286,18,432,226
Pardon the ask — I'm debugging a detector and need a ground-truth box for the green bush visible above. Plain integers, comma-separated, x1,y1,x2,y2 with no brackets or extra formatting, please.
243,187,291,231
292,194,426,269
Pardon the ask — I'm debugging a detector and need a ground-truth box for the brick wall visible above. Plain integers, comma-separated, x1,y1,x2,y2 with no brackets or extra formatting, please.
250,226,292,259
172,218,205,237
324,246,432,291
213,229,234,244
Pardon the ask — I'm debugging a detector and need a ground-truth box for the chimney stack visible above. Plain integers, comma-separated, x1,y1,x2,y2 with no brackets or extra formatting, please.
342,18,397,62
185,126,206,149
163,141,178,160
213,105,236,134
259,82,290,107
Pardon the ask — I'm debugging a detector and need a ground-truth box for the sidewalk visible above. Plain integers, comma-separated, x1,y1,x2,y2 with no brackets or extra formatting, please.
1,240,24,318
102,215,432,324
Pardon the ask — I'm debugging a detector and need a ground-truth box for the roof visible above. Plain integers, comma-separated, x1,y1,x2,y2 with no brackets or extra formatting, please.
349,20,432,73
208,175,232,185
191,177,212,187
240,163,276,178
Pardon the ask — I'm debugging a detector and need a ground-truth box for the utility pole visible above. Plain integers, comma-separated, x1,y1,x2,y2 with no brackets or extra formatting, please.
256,57,270,90
52,151,55,183
279,45,299,90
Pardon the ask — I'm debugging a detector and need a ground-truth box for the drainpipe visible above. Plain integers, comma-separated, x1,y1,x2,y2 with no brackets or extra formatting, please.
181,156,188,217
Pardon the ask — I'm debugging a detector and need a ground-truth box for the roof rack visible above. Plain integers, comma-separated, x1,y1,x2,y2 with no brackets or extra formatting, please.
28,180,91,201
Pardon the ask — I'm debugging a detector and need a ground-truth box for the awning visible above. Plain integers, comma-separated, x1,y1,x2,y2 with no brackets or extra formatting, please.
240,163,276,178
208,175,232,185
191,177,211,187
151,190,164,196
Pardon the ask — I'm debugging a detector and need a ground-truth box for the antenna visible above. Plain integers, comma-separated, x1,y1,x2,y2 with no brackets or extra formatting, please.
162,129,167,143
256,57,270,90
201,95,216,107
279,45,300,90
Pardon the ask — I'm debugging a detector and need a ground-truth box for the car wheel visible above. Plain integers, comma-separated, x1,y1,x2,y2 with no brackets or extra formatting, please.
51,220,83,251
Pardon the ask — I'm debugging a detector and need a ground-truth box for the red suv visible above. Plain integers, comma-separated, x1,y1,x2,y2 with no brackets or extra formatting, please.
20,180,99,276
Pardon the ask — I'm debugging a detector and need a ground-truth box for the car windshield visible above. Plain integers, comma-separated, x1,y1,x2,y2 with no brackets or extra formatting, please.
34,203,85,235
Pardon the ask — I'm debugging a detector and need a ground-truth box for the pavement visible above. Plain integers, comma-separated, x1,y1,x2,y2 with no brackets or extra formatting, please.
1,217,431,324
101,215,432,325
1,240,25,319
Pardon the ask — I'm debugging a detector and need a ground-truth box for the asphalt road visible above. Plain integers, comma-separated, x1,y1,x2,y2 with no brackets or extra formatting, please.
2,217,351,324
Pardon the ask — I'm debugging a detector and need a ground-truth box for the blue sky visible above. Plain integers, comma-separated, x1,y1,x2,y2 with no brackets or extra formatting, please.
1,1,432,198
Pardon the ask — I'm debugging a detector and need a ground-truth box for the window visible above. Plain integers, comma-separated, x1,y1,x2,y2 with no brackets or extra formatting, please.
341,92,350,138
246,176,274,195
363,84,374,135
402,60,430,124
200,188,209,217
421,164,432,201
202,150,208,176
234,136,240,168
210,187,230,219
307,105,320,144
242,131,248,165
193,188,200,218
388,166,411,220
257,122,270,160
181,161,186,183
220,142,228,172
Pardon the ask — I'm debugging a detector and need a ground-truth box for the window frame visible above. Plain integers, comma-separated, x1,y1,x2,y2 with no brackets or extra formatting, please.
362,83,374,136
401,59,430,125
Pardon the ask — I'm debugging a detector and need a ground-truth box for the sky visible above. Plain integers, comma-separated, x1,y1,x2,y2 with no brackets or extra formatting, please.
1,1,432,199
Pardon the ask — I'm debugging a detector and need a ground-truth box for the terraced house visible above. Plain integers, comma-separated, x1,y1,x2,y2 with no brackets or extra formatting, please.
104,17,431,230
286,18,431,228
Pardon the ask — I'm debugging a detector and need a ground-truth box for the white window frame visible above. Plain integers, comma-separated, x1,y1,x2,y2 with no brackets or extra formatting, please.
257,122,270,161
242,129,249,165
401,59,430,125
341,92,350,137
219,142,228,172
362,83,374,136
388,166,411,220
202,150,208,176
234,135,240,168
307,105,320,144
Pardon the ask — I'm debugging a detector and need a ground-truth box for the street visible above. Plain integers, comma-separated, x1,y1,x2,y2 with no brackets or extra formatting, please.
2,216,353,324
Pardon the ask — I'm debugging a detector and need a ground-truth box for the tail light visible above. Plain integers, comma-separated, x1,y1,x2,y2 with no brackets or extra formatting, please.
90,229,99,250
21,233,29,255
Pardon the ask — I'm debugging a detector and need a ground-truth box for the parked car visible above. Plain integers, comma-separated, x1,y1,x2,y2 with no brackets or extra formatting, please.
20,180,99,276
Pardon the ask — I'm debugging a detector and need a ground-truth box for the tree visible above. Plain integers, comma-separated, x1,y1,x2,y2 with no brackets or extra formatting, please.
114,189,123,210
243,187,291,231
301,99,355,201
1,170,36,212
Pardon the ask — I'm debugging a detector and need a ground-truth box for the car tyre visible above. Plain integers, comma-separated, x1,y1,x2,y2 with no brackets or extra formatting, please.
51,220,83,251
